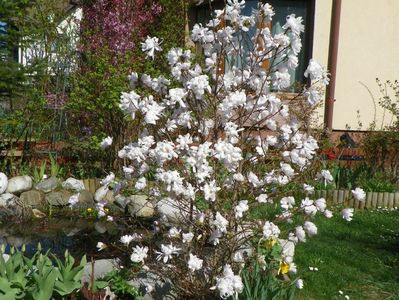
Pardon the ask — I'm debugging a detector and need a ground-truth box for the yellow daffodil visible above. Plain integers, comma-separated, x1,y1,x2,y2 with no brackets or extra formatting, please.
278,261,290,274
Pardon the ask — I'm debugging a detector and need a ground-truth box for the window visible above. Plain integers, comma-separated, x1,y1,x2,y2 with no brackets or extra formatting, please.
269,0,311,87
190,0,314,90
0,21,9,61
0,21,19,63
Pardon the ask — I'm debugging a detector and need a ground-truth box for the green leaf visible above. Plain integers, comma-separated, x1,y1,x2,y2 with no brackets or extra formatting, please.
52,253,85,296
270,244,283,259
91,280,109,292
31,266,57,300
0,278,22,299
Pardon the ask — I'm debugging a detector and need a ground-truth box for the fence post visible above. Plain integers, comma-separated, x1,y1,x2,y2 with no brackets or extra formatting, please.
394,192,399,208
359,194,365,210
339,190,345,205
365,192,372,209
372,192,379,209
383,192,389,208
388,193,394,209
377,193,384,208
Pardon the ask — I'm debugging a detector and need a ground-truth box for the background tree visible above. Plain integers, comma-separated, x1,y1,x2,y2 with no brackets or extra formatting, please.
66,0,185,177
0,0,79,173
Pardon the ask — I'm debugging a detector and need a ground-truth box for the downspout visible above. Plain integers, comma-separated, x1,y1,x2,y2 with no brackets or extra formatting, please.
324,0,342,130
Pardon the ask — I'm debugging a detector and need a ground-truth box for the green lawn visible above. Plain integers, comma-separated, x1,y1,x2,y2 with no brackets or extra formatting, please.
295,208,399,300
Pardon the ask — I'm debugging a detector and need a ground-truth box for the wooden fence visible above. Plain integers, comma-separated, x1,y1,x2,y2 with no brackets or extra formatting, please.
314,190,399,210
82,178,101,194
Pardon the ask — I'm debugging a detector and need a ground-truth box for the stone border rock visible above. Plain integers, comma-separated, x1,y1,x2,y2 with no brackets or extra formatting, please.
0,174,157,220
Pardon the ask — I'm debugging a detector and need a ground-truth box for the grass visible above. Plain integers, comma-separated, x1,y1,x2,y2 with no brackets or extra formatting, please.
295,208,399,300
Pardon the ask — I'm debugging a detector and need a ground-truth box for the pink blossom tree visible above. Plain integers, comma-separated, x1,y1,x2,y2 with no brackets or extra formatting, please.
80,0,162,57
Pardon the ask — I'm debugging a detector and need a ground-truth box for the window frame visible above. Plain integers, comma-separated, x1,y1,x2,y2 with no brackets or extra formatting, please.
189,0,316,90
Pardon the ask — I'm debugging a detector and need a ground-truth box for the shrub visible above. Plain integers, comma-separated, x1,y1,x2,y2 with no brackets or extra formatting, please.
0,0,79,172
94,1,353,298
360,79,399,184
318,163,396,193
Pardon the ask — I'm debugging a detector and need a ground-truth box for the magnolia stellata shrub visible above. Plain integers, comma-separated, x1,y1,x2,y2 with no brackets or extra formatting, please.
94,1,363,298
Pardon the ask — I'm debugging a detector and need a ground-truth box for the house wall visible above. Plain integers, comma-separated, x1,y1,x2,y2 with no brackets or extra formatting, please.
19,7,82,68
312,0,399,130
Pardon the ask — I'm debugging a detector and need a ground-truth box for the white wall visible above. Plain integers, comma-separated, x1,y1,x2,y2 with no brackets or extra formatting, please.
312,0,399,130
19,7,82,72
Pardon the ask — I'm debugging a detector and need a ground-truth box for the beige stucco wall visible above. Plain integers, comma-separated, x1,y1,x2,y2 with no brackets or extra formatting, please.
312,0,399,130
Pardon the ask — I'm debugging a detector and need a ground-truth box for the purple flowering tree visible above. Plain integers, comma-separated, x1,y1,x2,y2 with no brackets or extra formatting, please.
80,0,162,57
67,0,163,174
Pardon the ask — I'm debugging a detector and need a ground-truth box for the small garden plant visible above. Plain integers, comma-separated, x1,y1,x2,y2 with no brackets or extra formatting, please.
0,245,86,300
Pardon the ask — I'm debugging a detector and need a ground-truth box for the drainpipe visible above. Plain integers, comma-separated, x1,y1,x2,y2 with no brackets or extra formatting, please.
324,0,342,130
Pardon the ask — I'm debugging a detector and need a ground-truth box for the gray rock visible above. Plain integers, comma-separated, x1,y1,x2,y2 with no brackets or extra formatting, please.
0,172,8,194
128,272,176,300
0,197,7,207
20,190,45,207
104,191,115,204
0,193,17,207
94,222,107,234
104,221,119,235
128,195,154,218
6,176,32,194
35,176,59,193
156,198,186,223
94,186,108,202
0,202,32,220
81,259,119,283
77,190,95,208
62,177,85,192
6,235,30,248
115,195,128,209
45,190,72,206
64,227,81,237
